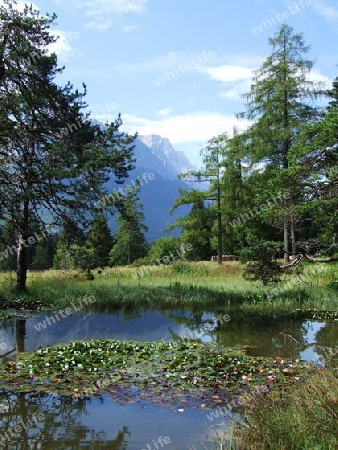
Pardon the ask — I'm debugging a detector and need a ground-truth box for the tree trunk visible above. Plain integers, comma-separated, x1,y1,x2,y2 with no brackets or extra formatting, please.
217,186,222,265
16,233,28,290
283,216,289,265
127,234,131,265
16,200,29,291
290,214,297,259
16,319,26,353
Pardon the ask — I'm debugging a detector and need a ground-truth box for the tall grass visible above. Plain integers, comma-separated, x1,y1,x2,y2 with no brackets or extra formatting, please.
235,369,338,450
0,261,336,312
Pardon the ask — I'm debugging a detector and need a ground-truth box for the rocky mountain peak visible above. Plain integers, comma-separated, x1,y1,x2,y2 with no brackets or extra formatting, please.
137,134,196,176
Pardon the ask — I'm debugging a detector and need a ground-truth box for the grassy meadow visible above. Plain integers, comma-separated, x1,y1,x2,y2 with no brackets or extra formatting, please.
0,260,337,314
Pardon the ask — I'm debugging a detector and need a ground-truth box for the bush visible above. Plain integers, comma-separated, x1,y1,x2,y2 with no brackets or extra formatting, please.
148,236,182,261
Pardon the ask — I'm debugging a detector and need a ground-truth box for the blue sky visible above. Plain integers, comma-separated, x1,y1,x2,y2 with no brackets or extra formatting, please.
20,0,338,164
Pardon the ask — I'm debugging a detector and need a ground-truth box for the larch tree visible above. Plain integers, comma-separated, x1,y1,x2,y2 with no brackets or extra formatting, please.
238,24,323,264
288,75,338,257
178,133,230,263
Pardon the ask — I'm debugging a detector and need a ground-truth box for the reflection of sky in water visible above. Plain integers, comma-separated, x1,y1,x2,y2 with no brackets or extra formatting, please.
179,312,218,343
1,312,336,365
81,397,220,450
180,317,335,364
0,392,231,450
299,321,326,366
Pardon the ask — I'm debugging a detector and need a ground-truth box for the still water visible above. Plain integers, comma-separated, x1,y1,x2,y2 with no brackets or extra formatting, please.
0,307,337,449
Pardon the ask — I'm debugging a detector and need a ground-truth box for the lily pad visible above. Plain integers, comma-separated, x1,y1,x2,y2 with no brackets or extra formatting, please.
0,339,312,410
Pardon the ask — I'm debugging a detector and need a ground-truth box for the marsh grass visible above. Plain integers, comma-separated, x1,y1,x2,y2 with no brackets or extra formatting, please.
235,369,338,450
0,261,336,313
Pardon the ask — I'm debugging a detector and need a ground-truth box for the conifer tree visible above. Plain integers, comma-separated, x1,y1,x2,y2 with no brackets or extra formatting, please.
0,1,135,289
86,215,114,268
110,185,148,265
238,24,322,263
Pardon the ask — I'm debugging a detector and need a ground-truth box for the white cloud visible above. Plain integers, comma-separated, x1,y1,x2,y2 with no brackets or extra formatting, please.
48,30,81,61
198,60,260,101
200,65,255,83
219,80,251,100
308,68,332,84
157,108,173,116
118,111,251,145
313,1,338,20
203,62,332,101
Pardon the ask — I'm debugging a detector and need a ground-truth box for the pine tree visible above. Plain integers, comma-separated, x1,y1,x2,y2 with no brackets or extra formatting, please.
86,215,114,268
110,186,148,265
218,130,251,254
0,1,135,289
31,236,57,270
327,72,338,111
53,224,86,270
0,220,17,271
169,200,213,261
176,133,230,263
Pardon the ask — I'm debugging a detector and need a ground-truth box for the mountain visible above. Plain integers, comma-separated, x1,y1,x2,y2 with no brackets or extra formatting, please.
105,134,196,242
137,135,196,177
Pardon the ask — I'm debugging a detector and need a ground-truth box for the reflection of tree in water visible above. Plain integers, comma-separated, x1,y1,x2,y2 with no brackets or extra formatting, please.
216,312,310,359
164,309,313,359
0,391,130,449
310,322,338,363
164,310,217,341
0,319,28,363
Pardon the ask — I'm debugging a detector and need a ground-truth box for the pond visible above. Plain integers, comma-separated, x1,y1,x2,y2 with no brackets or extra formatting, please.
0,307,337,449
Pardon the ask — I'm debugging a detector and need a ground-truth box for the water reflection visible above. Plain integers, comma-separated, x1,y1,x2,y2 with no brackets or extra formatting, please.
0,391,131,449
0,391,220,449
0,307,337,448
0,308,337,364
